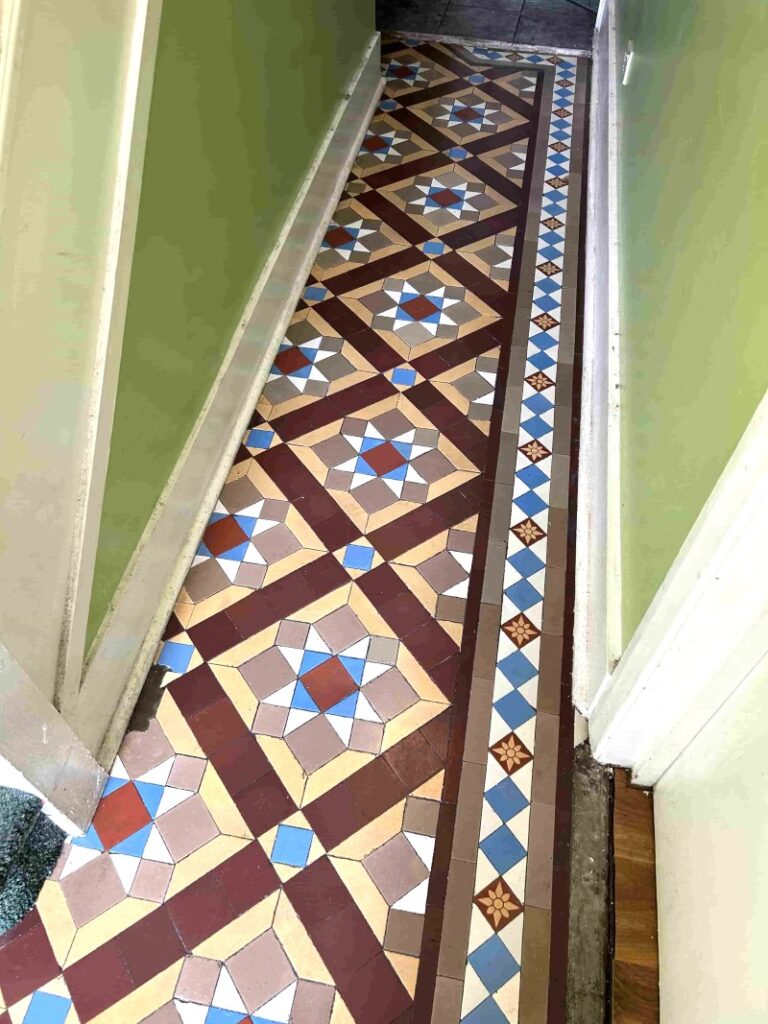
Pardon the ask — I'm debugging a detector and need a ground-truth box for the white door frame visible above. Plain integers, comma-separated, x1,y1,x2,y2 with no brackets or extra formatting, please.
578,0,768,787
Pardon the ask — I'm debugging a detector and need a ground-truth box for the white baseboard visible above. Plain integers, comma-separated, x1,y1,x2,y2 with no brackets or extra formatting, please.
77,34,383,765
573,0,622,712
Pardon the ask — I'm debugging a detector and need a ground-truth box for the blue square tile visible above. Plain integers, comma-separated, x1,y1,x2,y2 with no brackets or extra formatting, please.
524,392,554,415
23,992,72,1024
517,464,549,492
504,577,542,612
448,145,469,160
508,547,545,578
303,285,328,302
391,367,418,386
158,641,193,674
498,650,537,688
534,294,559,313
528,350,556,371
519,414,551,439
342,544,374,571
246,427,274,450
271,824,314,868
479,826,527,877
422,240,445,256
462,996,508,1024
494,689,535,731
468,934,520,993
485,777,528,822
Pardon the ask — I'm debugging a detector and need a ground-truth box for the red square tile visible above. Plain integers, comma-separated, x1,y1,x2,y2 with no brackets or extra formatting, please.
361,441,407,477
203,515,249,556
300,657,357,712
92,782,151,850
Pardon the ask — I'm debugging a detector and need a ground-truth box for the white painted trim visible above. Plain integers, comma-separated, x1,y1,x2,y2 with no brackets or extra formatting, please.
572,0,622,711
78,35,384,763
0,643,106,834
396,30,591,58
57,0,164,718
590,392,768,786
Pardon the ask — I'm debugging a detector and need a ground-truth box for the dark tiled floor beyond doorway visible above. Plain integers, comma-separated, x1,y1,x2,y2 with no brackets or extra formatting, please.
377,0,597,51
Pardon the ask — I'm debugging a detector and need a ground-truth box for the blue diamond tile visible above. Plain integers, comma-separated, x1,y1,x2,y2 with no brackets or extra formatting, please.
111,822,152,858
343,543,374,570
524,392,554,415
303,285,328,302
469,934,521,993
494,689,536,730
535,276,562,295
519,414,551,439
514,489,548,516
271,824,314,868
485,777,528,821
504,577,542,612
462,996,509,1024
245,427,274,450
479,825,527,876
498,650,537,688
528,350,556,370
533,293,559,313
448,145,470,160
516,464,549,490
508,547,545,578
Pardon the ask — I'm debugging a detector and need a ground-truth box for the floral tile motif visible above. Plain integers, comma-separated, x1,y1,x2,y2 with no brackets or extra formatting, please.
1,38,585,1024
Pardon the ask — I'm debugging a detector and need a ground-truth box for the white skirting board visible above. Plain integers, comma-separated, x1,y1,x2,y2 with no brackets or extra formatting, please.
573,0,622,713
78,34,384,766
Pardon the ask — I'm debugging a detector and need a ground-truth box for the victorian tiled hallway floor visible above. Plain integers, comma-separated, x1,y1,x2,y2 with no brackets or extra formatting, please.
0,37,587,1024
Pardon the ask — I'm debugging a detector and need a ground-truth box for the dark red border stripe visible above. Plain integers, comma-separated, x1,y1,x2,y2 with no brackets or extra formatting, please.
318,295,403,371
169,663,296,836
363,152,450,189
358,189,432,246
465,121,532,157
479,76,539,120
285,858,411,1024
391,107,456,160
257,444,361,548
419,41,479,80
441,207,521,251
367,476,483,562
433,250,510,317
64,841,280,1022
409,325,503,379
323,248,425,301
461,153,525,207
304,712,449,851
270,374,397,442
406,380,489,468
357,563,459,692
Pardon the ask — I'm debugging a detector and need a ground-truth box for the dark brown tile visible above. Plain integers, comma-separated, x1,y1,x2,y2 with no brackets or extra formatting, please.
285,857,352,928
167,874,235,950
214,842,281,916
209,734,272,795
117,907,184,985
311,902,381,982
403,620,459,673
188,699,246,754
168,663,223,721
236,773,295,836
531,712,560,806
65,941,134,1022
385,730,444,793
186,612,242,661
342,952,412,1024
0,917,59,1007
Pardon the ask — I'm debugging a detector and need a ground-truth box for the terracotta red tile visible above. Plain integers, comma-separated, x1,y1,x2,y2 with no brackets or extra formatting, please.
188,699,246,753
117,907,184,986
203,515,249,557
65,941,134,1022
187,612,243,661
209,734,272,795
92,783,151,850
215,842,281,916
167,874,235,950
0,918,59,1007
236,772,295,836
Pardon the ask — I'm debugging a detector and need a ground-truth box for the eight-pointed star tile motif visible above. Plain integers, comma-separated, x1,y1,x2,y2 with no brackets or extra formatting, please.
387,169,500,232
354,114,434,175
415,89,525,142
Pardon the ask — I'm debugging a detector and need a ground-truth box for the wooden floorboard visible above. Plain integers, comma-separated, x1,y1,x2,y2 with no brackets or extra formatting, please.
612,768,660,1023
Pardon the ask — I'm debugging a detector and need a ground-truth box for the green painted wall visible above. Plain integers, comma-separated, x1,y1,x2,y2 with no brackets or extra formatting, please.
617,0,768,643
88,0,374,646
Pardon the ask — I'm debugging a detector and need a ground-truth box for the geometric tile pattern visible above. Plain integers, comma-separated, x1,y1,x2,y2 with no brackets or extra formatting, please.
0,37,585,1024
